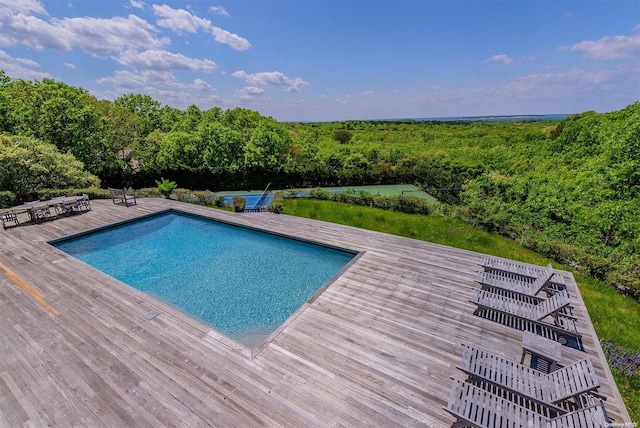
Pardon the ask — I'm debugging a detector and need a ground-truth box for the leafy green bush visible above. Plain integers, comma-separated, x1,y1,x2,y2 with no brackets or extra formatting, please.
194,190,216,205
607,272,640,300
36,187,110,200
268,192,285,214
136,187,162,198
298,189,433,216
305,188,331,199
213,195,226,207
0,135,100,200
232,196,246,212
155,177,177,198
0,191,17,208
171,188,196,202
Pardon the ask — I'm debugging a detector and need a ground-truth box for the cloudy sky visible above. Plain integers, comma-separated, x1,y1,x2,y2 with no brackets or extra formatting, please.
0,0,638,121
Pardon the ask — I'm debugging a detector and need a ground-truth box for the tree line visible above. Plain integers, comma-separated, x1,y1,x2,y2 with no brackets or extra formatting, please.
0,70,638,299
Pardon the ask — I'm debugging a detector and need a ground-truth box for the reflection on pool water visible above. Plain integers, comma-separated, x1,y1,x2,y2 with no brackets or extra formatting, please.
51,211,356,347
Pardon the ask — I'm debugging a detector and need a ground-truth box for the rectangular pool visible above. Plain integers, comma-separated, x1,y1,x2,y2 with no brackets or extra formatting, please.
51,211,356,347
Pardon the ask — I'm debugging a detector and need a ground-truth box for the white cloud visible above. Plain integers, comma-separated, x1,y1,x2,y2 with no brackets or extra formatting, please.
361,90,375,96
193,78,213,91
522,55,536,63
153,4,210,33
209,6,230,18
236,86,265,99
210,26,250,51
153,4,249,51
0,49,50,79
231,70,309,92
0,13,74,51
0,0,47,15
0,7,168,54
115,49,217,72
568,33,640,60
15,57,39,66
130,0,145,9
505,68,610,94
58,15,169,54
485,54,513,65
97,69,186,89
63,62,76,68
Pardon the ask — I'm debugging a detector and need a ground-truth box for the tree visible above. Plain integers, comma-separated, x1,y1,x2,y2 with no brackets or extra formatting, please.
114,93,162,136
333,129,352,144
199,122,244,170
155,131,203,171
173,104,202,133
244,122,292,169
0,135,100,199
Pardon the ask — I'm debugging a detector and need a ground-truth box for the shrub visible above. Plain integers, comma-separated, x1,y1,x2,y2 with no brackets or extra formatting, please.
37,187,110,200
155,177,177,198
213,195,226,207
332,130,352,144
193,190,216,205
268,192,285,214
0,191,17,208
136,187,162,198
172,188,197,202
304,188,331,200
232,196,246,212
606,272,640,300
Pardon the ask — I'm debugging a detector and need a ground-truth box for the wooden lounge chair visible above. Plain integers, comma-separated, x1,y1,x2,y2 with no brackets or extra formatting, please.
445,379,608,428
471,289,581,347
108,187,136,207
479,256,566,288
78,193,91,211
1,209,19,229
471,288,571,321
29,202,52,223
457,345,602,409
476,263,557,297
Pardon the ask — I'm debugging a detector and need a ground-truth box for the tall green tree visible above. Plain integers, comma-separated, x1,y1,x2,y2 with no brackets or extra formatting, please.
114,93,162,136
244,122,292,169
0,135,99,199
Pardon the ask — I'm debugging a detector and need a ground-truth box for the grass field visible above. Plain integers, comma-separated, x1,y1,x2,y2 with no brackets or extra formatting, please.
282,198,640,418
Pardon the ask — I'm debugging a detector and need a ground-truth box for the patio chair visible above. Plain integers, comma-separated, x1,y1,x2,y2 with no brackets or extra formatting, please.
78,193,91,211
471,288,582,347
457,345,602,408
445,379,608,428
29,202,52,223
108,187,136,207
1,209,19,229
476,263,557,297
479,256,566,289
471,288,571,321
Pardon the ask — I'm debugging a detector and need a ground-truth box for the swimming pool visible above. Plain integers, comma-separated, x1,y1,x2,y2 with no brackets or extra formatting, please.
51,211,356,347
223,194,274,209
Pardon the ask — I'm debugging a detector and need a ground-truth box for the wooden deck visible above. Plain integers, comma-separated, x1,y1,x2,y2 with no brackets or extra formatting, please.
0,198,630,427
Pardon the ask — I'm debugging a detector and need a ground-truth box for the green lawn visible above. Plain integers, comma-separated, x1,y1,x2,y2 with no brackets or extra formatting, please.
282,198,640,419
218,184,440,204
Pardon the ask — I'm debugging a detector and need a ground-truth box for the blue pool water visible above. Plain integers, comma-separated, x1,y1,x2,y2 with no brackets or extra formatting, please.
223,194,273,208
52,211,355,345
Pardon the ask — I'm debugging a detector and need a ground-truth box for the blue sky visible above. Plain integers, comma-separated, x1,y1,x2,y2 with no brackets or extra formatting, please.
0,0,638,121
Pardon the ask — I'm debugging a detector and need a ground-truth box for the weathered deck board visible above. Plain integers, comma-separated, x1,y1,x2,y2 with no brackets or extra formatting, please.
0,198,630,426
